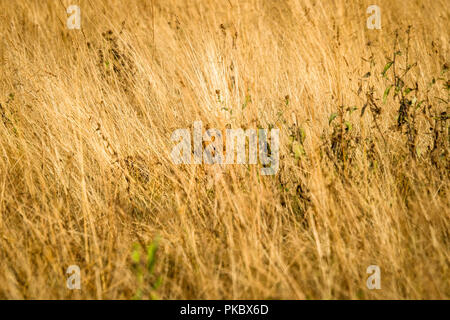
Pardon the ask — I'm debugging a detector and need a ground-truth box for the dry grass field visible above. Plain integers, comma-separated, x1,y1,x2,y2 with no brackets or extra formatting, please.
0,0,448,299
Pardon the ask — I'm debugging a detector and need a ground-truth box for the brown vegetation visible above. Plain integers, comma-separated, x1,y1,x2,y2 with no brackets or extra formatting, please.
0,0,448,299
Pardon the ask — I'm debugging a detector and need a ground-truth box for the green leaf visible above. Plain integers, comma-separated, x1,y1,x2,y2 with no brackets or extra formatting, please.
382,61,393,77
329,113,338,125
146,236,160,274
153,276,163,290
383,85,392,104
242,94,251,109
415,100,424,109
348,106,358,114
288,135,294,144
132,288,143,300
292,142,305,159
344,121,352,131
298,127,306,144
131,243,141,264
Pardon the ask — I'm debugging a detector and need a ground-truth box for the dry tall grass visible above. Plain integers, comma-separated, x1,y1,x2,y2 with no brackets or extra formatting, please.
0,0,448,299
